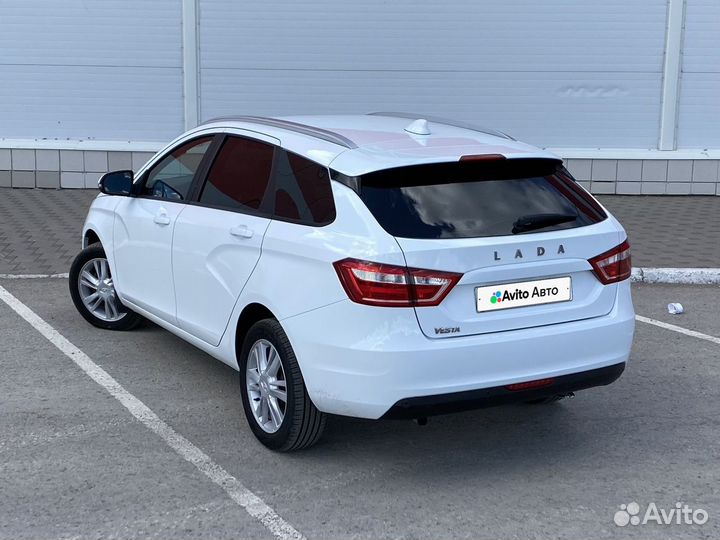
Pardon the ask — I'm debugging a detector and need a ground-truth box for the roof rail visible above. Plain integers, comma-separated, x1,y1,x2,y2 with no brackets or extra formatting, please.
202,115,358,149
367,112,515,140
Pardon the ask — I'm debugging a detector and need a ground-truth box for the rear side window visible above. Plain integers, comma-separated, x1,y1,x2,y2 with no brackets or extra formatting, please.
270,150,335,225
199,136,274,212
354,159,606,239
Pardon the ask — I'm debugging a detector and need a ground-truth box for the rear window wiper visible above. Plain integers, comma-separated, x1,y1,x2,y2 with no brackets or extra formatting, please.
512,212,577,234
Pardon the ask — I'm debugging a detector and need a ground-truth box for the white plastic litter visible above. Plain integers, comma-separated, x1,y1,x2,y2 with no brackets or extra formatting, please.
667,302,684,314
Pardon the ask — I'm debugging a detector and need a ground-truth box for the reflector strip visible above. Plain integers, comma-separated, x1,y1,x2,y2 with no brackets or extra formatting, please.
506,378,555,391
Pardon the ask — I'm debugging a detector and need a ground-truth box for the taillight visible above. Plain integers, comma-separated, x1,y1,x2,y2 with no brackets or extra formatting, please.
333,258,462,307
589,240,632,284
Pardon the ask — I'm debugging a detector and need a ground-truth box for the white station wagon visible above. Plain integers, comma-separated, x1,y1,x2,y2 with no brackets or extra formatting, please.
70,113,635,451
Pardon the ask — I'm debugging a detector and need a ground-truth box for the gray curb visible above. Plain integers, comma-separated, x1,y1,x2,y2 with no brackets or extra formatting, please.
631,268,720,285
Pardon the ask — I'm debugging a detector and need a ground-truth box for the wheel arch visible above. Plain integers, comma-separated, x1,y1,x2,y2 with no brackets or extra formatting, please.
83,229,101,248
234,302,277,361
80,210,119,294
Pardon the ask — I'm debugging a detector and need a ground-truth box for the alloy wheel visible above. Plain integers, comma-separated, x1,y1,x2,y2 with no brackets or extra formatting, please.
246,339,288,433
78,258,125,322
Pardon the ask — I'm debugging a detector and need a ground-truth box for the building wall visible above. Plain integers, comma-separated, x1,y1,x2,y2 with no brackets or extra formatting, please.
677,0,720,149
0,0,183,141
0,0,718,193
198,0,666,149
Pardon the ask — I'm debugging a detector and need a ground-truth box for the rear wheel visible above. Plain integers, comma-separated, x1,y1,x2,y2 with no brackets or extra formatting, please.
239,319,326,451
69,244,143,331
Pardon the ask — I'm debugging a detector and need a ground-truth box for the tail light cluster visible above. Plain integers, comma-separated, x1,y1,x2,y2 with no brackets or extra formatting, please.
589,240,632,284
333,258,462,307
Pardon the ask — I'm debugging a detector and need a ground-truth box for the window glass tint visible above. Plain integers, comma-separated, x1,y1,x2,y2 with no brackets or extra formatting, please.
271,150,335,225
143,137,212,201
356,159,606,239
199,136,274,212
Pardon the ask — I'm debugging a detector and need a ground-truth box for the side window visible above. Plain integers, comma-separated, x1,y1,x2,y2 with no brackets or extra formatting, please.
271,150,336,226
143,137,213,201
198,136,274,212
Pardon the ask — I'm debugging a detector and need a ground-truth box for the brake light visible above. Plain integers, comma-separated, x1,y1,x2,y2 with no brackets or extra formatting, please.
589,240,632,285
333,258,462,307
459,154,506,162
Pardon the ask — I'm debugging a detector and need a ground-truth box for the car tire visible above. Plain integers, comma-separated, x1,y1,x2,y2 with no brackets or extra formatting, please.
239,319,326,451
69,243,143,331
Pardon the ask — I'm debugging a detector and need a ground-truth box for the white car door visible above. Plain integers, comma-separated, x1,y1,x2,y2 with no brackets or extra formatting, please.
172,133,278,346
113,136,215,323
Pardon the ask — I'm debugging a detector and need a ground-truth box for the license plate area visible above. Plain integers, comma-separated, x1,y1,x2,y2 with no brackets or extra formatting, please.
475,276,572,313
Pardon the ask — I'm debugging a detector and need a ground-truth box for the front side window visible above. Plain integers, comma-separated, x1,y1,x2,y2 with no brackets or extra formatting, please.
143,137,213,201
198,136,274,212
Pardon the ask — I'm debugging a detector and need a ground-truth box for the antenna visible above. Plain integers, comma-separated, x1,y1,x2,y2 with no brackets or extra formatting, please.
404,119,431,135
369,112,514,140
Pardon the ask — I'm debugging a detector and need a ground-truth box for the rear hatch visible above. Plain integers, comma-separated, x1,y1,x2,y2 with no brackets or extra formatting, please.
354,158,624,338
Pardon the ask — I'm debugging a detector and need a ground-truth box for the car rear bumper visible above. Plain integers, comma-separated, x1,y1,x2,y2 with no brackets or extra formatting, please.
281,280,634,419
381,362,625,419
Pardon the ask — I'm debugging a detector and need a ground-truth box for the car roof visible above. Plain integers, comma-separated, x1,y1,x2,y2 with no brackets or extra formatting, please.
197,113,559,176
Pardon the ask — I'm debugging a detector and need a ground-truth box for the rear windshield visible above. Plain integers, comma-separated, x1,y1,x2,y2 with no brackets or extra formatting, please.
349,159,606,239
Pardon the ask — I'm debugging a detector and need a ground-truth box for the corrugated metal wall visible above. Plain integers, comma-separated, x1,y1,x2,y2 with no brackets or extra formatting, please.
0,0,183,141
198,0,667,148
0,0,717,150
677,0,720,148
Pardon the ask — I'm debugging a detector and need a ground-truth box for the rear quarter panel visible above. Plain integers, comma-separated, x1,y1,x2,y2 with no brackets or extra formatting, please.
237,182,405,322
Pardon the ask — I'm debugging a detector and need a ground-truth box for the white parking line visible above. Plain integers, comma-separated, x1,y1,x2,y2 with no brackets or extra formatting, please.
636,315,720,345
0,285,304,540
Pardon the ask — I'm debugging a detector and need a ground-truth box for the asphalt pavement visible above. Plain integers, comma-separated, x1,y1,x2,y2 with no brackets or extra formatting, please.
1,186,719,539
1,278,719,539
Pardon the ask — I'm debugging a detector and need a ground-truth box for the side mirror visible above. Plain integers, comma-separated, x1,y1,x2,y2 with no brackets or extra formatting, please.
98,170,134,196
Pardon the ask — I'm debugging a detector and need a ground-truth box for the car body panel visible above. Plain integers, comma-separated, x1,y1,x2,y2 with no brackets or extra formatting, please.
172,205,271,346
238,182,407,320
112,197,185,323
81,194,117,259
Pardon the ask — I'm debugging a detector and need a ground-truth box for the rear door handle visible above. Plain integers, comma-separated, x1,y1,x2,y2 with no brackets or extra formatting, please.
230,225,254,238
154,209,171,226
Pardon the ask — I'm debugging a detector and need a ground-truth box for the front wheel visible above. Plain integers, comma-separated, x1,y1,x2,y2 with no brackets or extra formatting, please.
239,319,326,451
69,243,143,331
